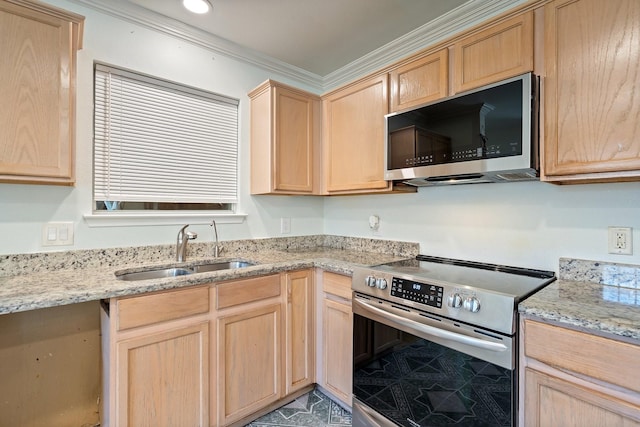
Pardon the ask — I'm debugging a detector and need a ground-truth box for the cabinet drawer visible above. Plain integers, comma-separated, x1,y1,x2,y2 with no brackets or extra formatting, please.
116,286,209,331
216,274,281,309
524,320,640,393
323,271,352,300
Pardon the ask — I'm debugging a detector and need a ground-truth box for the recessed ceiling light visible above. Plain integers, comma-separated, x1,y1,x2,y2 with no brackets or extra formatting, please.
183,0,212,14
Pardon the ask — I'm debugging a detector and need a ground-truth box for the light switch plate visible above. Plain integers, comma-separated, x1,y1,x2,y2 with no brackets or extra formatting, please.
42,222,74,246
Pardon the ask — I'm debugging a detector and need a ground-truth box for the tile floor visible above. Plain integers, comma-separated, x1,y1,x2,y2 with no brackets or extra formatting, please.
246,388,352,427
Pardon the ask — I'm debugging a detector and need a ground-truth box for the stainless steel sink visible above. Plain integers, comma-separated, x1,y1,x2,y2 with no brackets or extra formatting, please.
117,267,193,281
191,260,253,273
116,260,255,281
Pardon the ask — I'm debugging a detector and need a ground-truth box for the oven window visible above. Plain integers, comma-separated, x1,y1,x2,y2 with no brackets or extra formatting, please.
353,315,514,427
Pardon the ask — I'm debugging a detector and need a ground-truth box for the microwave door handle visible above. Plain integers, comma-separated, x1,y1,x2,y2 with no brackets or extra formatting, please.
353,297,508,353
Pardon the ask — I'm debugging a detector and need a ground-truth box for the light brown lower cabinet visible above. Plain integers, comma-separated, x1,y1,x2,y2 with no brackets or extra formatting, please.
524,368,640,427
521,319,640,427
116,322,210,427
284,269,315,395
216,298,282,425
319,271,353,407
101,286,211,427
102,270,320,426
322,298,353,405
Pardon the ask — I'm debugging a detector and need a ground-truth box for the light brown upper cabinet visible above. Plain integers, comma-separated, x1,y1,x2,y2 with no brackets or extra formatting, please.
322,74,392,194
0,0,83,185
389,49,449,112
453,12,533,94
389,12,533,112
542,0,640,183
249,80,321,195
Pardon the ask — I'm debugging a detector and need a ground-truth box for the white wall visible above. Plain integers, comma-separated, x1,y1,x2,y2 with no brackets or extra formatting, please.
0,0,323,255
324,181,640,272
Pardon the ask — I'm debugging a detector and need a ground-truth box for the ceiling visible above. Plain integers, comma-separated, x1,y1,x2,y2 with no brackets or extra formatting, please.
118,0,471,76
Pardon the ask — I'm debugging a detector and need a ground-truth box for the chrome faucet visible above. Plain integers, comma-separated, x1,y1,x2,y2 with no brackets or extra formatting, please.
210,220,223,257
176,224,197,262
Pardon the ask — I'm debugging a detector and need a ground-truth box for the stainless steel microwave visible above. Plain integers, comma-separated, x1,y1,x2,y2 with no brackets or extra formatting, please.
384,73,539,186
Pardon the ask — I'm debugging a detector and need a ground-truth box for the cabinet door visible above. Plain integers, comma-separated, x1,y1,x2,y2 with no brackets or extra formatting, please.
323,297,353,406
543,0,640,181
116,322,210,427
0,1,82,185
453,12,533,93
322,74,392,194
284,269,315,394
524,368,640,427
273,86,318,193
217,302,281,425
389,49,449,112
249,80,320,194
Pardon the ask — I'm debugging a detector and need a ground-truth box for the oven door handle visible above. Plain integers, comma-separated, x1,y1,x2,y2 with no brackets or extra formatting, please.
353,297,508,353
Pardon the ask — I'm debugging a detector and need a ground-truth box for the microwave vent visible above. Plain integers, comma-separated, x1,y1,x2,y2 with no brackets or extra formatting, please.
402,168,539,187
496,171,538,181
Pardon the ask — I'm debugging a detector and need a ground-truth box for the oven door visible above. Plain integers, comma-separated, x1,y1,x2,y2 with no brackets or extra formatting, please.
352,294,516,427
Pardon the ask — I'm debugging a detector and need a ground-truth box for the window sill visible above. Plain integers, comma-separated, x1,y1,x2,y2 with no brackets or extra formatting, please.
84,212,247,227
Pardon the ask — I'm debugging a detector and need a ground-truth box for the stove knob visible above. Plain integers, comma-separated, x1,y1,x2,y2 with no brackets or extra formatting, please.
447,293,463,308
366,276,377,287
376,278,388,290
463,296,481,313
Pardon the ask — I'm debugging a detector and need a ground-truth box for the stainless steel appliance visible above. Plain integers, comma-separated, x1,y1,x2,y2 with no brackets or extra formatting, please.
351,255,555,427
384,73,539,186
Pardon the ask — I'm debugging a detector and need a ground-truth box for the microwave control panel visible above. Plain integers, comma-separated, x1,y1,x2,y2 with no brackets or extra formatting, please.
390,277,443,308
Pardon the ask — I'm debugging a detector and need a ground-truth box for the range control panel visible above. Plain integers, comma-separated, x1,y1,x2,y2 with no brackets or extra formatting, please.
390,277,443,308
351,260,554,336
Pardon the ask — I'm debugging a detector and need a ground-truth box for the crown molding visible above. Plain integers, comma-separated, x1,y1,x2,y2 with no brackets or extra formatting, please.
323,0,527,90
66,0,325,92
67,0,526,93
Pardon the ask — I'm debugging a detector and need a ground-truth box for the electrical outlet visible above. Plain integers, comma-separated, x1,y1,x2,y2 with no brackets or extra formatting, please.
608,226,632,255
369,215,380,231
280,217,291,234
369,215,381,236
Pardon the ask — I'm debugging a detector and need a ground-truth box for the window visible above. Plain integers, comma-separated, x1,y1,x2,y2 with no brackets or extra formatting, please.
93,64,239,214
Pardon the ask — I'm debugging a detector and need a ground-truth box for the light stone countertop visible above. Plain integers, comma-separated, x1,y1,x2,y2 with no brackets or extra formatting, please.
0,236,418,315
519,258,640,343
5,238,639,345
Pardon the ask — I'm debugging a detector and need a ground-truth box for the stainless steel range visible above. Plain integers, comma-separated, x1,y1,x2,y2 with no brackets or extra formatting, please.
351,255,555,427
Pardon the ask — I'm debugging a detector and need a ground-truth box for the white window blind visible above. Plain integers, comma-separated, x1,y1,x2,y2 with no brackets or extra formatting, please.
94,64,239,205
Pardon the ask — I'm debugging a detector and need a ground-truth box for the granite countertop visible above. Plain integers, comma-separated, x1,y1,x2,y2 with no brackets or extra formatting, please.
519,258,640,343
0,236,417,315
6,239,639,346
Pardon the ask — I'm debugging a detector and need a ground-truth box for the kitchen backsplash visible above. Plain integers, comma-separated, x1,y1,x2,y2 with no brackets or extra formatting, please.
560,257,640,289
0,235,419,277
